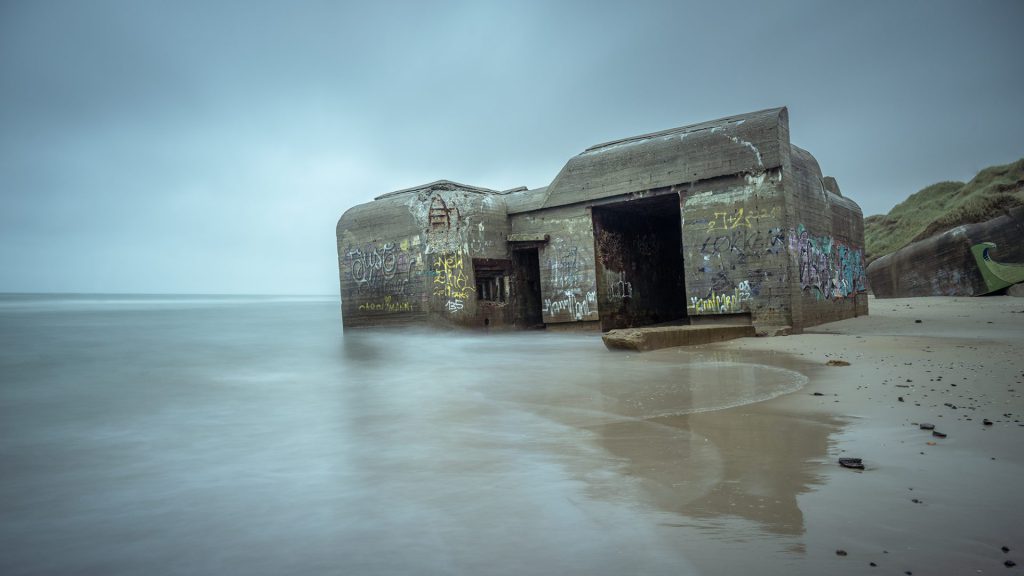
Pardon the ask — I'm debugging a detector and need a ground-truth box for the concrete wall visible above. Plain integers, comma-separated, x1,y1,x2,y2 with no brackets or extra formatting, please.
866,206,1024,297
337,182,512,329
336,194,429,327
784,146,869,330
681,170,789,327
508,204,599,326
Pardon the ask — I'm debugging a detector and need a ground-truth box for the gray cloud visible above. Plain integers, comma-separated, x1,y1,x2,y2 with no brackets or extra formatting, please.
1,0,1021,294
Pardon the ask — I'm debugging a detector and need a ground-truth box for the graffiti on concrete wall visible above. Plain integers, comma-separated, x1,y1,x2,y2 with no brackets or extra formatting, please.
698,224,787,265
766,227,786,255
609,271,633,300
687,200,782,312
543,290,597,321
688,280,753,314
790,225,866,299
345,240,418,297
432,251,474,312
547,245,582,290
706,206,779,232
685,197,787,315
358,296,413,313
542,238,598,322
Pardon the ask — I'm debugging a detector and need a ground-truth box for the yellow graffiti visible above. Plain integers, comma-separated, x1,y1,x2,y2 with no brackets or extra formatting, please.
707,206,779,231
358,295,412,313
688,282,753,314
433,251,475,300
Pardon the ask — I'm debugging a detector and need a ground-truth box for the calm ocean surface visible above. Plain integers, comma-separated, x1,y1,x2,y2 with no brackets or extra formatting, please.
0,294,811,576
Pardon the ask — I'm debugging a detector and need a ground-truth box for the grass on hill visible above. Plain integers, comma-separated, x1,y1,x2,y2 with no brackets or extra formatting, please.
863,158,1024,263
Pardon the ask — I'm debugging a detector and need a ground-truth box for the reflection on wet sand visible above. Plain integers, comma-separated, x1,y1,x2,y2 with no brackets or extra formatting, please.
349,330,842,556
508,345,839,541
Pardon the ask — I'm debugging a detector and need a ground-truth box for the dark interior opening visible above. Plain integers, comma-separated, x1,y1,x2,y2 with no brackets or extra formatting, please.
592,194,687,331
510,246,544,328
472,258,512,328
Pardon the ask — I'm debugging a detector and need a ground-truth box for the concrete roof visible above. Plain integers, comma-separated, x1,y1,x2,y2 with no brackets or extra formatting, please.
536,107,789,210
504,186,548,214
374,179,501,201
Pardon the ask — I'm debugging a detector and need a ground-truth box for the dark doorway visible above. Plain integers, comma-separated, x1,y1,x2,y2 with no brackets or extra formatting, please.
472,258,512,328
511,246,544,328
592,194,687,331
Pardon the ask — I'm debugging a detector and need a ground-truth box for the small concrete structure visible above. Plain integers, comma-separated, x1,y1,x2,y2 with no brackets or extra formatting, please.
337,107,868,334
866,206,1024,297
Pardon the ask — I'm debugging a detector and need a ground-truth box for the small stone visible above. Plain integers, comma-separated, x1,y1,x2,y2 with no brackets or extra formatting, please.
932,431,947,438
836,549,848,556
898,397,905,402
1003,546,1011,553
827,359,851,367
839,458,865,470
915,319,922,323
919,423,935,430
813,392,825,396
1006,559,1016,567
984,419,993,426
911,498,921,503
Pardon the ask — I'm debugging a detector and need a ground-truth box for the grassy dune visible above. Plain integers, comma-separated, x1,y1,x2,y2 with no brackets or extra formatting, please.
864,158,1024,263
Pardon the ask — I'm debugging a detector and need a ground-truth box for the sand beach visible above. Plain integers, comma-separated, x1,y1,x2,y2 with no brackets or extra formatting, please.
646,295,1024,574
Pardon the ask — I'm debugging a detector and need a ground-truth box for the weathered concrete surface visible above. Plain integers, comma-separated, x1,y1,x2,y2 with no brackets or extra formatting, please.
866,205,1024,297
336,180,513,329
337,107,868,333
1008,282,1024,297
602,324,756,351
537,108,786,210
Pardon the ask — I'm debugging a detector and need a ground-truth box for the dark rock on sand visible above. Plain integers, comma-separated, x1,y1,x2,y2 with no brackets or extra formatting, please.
839,458,865,470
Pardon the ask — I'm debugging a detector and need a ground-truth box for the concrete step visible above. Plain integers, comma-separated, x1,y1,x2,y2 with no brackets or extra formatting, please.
602,324,756,352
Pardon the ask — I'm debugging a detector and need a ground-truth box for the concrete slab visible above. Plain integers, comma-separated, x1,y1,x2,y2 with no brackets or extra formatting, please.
602,324,756,352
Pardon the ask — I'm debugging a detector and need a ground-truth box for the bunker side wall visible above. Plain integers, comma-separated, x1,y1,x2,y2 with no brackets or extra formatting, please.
338,188,513,329
680,171,792,328
784,147,868,331
509,205,599,327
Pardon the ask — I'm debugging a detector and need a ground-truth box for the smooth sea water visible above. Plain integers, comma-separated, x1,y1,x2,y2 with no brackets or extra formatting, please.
0,294,818,576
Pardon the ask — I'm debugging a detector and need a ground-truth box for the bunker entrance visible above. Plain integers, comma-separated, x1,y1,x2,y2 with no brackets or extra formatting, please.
510,246,544,328
592,194,687,331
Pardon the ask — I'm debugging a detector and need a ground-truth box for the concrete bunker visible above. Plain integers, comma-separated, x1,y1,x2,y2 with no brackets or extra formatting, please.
336,107,869,334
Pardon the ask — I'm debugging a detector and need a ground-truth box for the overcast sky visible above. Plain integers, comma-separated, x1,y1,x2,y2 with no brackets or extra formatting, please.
1,0,1021,295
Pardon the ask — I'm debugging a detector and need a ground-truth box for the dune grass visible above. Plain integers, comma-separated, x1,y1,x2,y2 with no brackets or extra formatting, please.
864,158,1024,262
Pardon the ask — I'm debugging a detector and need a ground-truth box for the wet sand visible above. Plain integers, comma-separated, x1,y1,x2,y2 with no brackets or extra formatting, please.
671,295,1024,575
